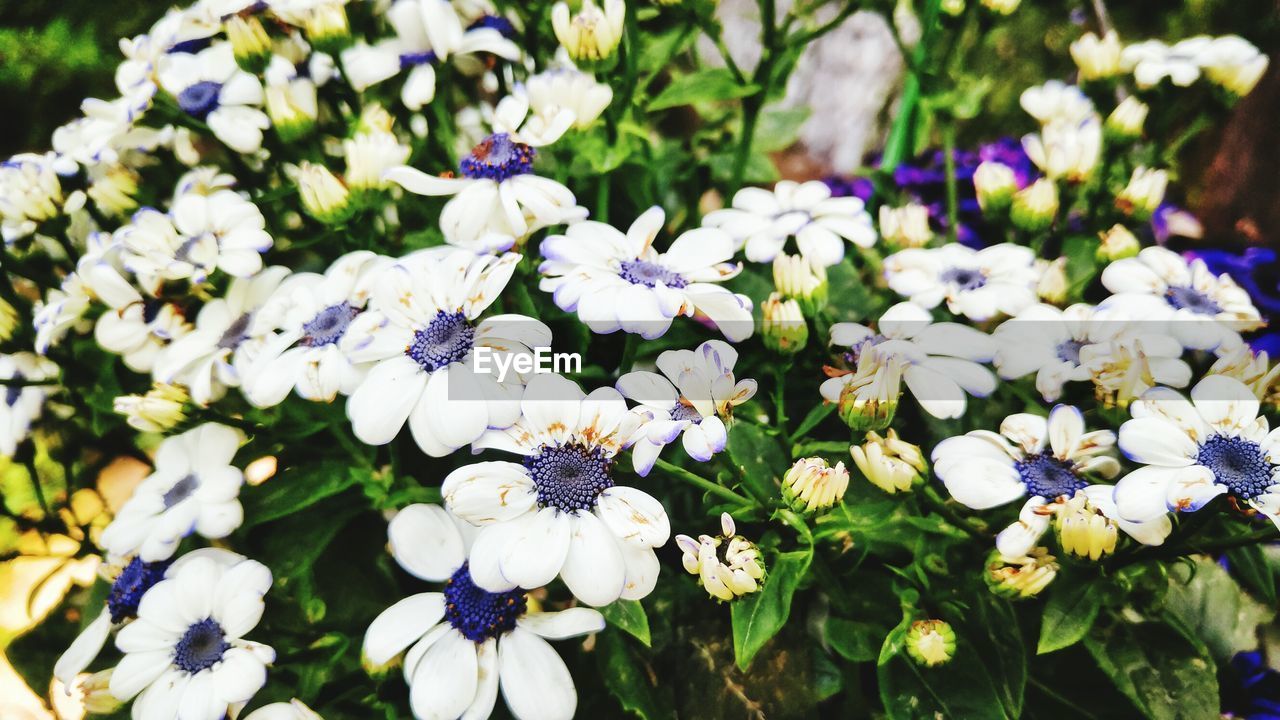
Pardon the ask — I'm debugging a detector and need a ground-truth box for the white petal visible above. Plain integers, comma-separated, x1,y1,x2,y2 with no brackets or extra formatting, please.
54,609,112,687
388,504,467,581
442,462,538,527
498,628,577,720
499,508,572,590
1117,417,1197,467
516,608,606,640
363,593,446,667
410,629,480,720
558,512,626,607
594,486,670,548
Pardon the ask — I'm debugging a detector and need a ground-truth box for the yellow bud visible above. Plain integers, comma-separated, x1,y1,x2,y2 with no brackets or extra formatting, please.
1096,224,1140,261
782,457,850,513
1036,257,1069,304
113,384,188,433
1055,491,1117,560
772,253,827,315
1070,31,1122,81
985,547,1058,599
297,162,353,224
1116,166,1167,221
850,429,926,494
675,513,766,602
1011,179,1058,232
226,15,272,73
980,0,1020,15
551,0,626,63
1105,97,1148,140
878,204,934,247
761,293,808,355
973,161,1017,214
906,620,957,666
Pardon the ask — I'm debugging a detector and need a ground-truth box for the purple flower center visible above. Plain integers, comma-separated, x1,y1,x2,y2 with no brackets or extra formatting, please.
406,310,475,372
940,267,987,292
670,403,702,422
108,557,172,623
398,50,438,69
618,259,687,289
459,133,535,182
162,474,199,509
177,81,222,119
1055,339,1084,364
302,302,360,347
173,618,230,674
1015,452,1085,499
1199,434,1273,501
443,562,527,643
524,441,614,512
1164,285,1223,316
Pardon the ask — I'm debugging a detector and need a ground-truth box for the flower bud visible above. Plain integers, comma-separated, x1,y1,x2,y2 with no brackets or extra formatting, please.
1035,257,1069,304
906,620,956,667
0,296,16,343
80,669,124,714
941,0,965,16
87,164,141,217
973,161,1017,214
302,2,351,55
1208,345,1280,404
772,253,827,315
551,0,625,64
676,513,766,602
1055,491,1117,560
1096,224,1140,262
0,153,64,236
980,0,1020,15
266,81,318,143
1116,167,1167,221
782,457,849,514
850,429,926,494
1010,178,1058,232
1070,31,1122,81
761,292,808,355
114,383,188,433
1105,97,1148,140
985,547,1058,599
297,162,353,224
878,204,934,247
344,127,411,201
833,345,905,432
226,15,273,74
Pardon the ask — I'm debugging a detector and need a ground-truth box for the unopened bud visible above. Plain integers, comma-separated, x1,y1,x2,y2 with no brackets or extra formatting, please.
344,126,411,201
302,2,352,55
906,620,956,667
1105,97,1148,140
879,204,934,247
1070,31,1122,81
1036,257,1069,304
297,162,353,224
974,161,1017,215
676,513,766,601
782,457,849,514
226,15,272,74
941,0,965,16
551,0,625,64
266,81,318,143
850,429,926,494
1096,224,1140,261
80,669,123,714
1055,491,1117,560
113,383,188,433
0,296,16,342
761,293,808,355
772,253,828,315
1011,178,1058,232
980,0,1020,15
87,164,141,217
1116,167,1167,221
985,547,1058,599
832,345,905,432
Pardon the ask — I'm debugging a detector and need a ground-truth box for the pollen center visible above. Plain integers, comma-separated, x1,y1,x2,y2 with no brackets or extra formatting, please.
173,618,230,674
524,441,614,512
618,259,688,289
107,557,172,623
940,267,987,292
406,310,475,372
443,562,527,643
459,133,535,182
1164,285,1223,315
1015,452,1085,500
302,302,360,347
1198,434,1274,501
177,81,222,119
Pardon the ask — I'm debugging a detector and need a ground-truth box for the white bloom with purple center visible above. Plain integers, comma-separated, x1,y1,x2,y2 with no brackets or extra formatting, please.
117,190,274,286
99,423,246,562
158,42,269,154
1100,246,1262,351
108,552,274,720
539,206,754,342
934,405,1171,559
442,373,667,607
386,93,585,253
883,243,1040,322
363,504,604,720
0,352,59,457
340,0,520,110
702,180,877,267
820,302,997,420
1115,375,1280,528
242,251,385,407
343,249,551,457
617,340,757,476
153,267,290,406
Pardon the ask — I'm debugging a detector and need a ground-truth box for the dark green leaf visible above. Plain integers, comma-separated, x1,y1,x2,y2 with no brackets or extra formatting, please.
1159,556,1272,662
602,599,651,647
1084,620,1218,720
648,69,760,111
240,464,366,527
877,619,1013,720
789,403,836,444
825,617,881,662
597,630,675,719
725,421,788,502
1038,581,1102,654
1061,234,1100,300
753,107,810,152
1226,544,1278,605
731,548,812,670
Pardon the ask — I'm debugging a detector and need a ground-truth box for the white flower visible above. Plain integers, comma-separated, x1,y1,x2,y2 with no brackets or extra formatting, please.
363,504,603,720
339,0,520,110
344,249,550,456
617,340,757,475
96,299,192,373
99,424,246,562
1121,36,1214,89
108,553,274,720
526,67,613,130
54,548,245,693
117,190,274,286
34,275,94,355
0,353,59,457
386,94,584,253
702,180,877,266
992,303,1191,402
153,268,291,406
1100,246,1263,351
551,0,626,61
158,43,270,154
883,243,1040,321
820,302,996,420
934,405,1170,559
242,251,384,406
674,514,764,601
1022,115,1102,181
343,116,411,194
51,96,167,169
1202,35,1269,96
0,152,64,241
1116,375,1280,528
1019,80,1095,125
242,699,323,720
1070,31,1122,81
539,206,754,341
442,373,666,607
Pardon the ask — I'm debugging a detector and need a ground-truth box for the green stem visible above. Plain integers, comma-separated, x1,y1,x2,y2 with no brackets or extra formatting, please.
729,0,778,195
22,454,50,521
942,122,959,243
919,484,990,540
772,363,789,437
881,0,942,171
596,175,610,224
654,458,753,507
618,333,639,373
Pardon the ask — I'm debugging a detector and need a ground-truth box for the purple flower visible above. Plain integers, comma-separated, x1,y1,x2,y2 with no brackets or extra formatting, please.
1184,246,1280,354
1223,651,1280,719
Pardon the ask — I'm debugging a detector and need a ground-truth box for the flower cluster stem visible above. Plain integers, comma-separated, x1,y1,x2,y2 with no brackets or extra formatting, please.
654,458,753,507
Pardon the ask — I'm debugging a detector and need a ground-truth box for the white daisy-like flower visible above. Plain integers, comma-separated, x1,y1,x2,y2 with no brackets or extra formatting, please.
385,93,585,253
343,249,551,456
820,302,996,420
153,267,290,406
701,180,877,267
0,352,59,457
98,423,246,562
617,340,757,476
1019,80,1096,125
539,206,754,342
526,67,613,130
1115,375,1280,528
96,299,192,374
1100,246,1263,351
241,699,323,720
241,251,383,407
54,548,246,693
117,190,273,286
0,152,65,241
1121,36,1215,89
51,96,167,169
108,552,274,720
883,243,1040,322
340,0,520,110
934,405,1171,559
363,504,604,720
1201,35,1269,96
992,303,1191,402
1022,115,1102,182
158,42,269,154
442,373,666,607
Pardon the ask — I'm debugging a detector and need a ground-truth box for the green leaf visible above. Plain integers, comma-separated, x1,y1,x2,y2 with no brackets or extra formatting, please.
1084,620,1219,720
753,106,810,152
825,617,881,662
725,421,788,502
602,599,651,647
731,548,811,670
789,403,835,444
240,464,366,527
877,619,1014,720
1226,543,1278,605
597,631,675,720
1061,234,1100,300
1037,580,1102,654
647,69,760,111
1159,555,1273,662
